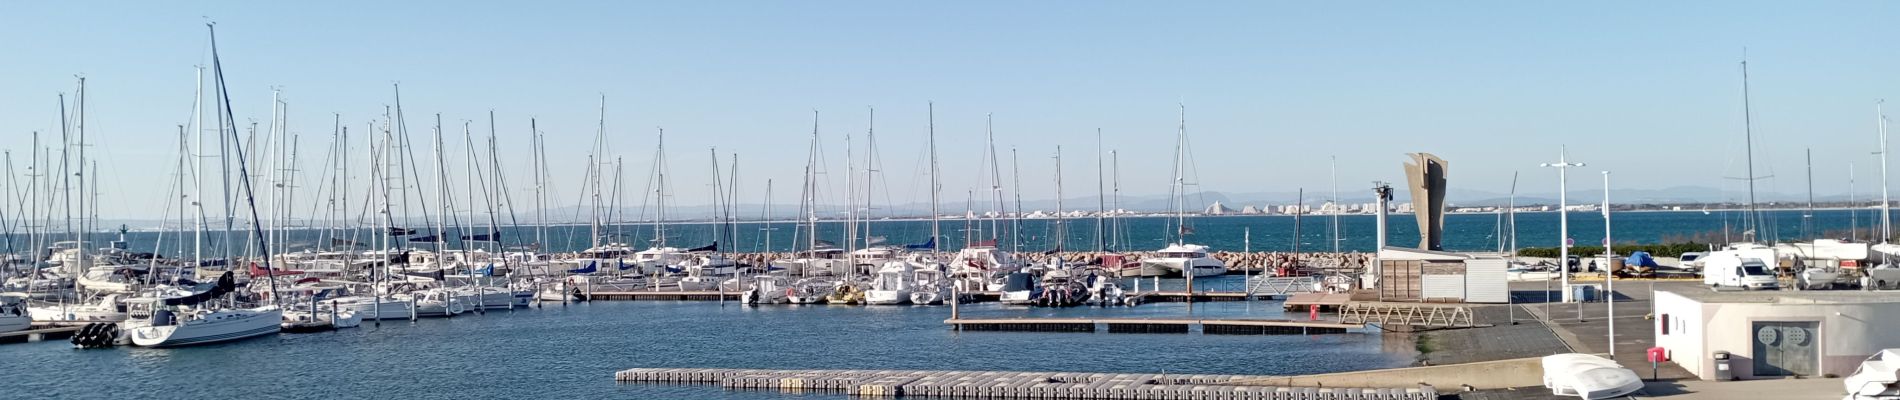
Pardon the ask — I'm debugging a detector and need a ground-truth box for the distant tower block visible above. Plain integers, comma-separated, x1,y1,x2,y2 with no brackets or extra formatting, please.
1404,153,1448,250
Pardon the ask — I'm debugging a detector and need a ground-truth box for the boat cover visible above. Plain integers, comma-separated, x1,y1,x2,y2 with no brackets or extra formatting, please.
161,271,236,306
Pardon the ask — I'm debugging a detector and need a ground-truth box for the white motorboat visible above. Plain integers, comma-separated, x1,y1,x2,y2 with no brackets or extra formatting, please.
1541,353,1640,398
741,276,792,305
863,261,915,305
28,293,129,324
1140,243,1228,278
998,272,1036,306
1845,349,1900,399
785,278,832,304
0,295,30,333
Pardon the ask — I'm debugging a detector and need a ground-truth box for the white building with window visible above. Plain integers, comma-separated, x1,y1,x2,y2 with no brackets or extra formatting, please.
1653,289,1900,380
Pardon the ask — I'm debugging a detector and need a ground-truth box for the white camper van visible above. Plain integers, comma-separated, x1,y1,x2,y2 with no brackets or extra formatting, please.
1702,244,1780,290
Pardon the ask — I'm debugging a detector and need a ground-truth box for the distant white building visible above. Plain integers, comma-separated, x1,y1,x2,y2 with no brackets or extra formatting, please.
1204,201,1237,215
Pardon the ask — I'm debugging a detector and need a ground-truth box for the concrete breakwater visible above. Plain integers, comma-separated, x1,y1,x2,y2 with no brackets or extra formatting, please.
554,251,1370,272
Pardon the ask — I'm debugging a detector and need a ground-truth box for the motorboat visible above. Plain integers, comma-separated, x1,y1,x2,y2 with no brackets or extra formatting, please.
1140,243,1227,278
28,293,129,324
863,261,915,305
1541,353,1640,398
0,295,30,333
785,278,832,304
1032,268,1090,308
998,272,1036,306
1084,273,1127,306
1845,349,1900,399
824,283,865,305
740,276,792,305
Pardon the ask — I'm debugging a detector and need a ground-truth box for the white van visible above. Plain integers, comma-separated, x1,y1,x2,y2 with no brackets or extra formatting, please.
1702,252,1779,290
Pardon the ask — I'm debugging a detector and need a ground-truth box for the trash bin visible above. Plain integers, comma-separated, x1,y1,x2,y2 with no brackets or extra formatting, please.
1712,351,1733,381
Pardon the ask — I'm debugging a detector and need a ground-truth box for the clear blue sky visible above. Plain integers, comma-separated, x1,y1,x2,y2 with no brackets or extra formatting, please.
2,1,1897,219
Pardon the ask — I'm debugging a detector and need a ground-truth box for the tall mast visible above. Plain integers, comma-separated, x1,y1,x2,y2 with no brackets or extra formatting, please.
1010,148,1022,253
1804,148,1814,240
1053,146,1063,252
1095,128,1105,252
76,78,87,273
532,118,546,250
927,103,940,258
193,66,205,265
1111,150,1121,251
864,107,876,247
1173,104,1188,245
844,131,855,254
209,23,280,303
806,111,818,257
1740,58,1759,241
985,114,1003,242
433,114,447,261
1331,156,1340,253
1880,100,1891,245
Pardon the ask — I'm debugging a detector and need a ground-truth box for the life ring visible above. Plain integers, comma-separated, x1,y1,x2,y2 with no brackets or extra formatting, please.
448,301,466,315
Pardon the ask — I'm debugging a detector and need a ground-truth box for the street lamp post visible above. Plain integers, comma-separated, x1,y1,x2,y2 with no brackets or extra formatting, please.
1603,170,1615,357
1541,147,1585,318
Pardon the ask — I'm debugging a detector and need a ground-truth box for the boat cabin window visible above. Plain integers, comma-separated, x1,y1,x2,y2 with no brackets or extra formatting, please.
1162,252,1204,258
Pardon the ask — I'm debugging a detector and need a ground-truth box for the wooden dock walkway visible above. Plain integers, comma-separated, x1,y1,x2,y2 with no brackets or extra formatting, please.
945,318,1362,335
0,326,82,345
584,291,740,301
614,367,1437,399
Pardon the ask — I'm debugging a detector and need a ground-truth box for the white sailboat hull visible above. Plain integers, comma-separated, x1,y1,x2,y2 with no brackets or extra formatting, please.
332,297,415,320
129,307,281,347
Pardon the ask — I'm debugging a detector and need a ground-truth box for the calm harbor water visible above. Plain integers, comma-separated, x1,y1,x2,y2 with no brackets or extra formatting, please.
43,208,1877,258
1,276,1406,399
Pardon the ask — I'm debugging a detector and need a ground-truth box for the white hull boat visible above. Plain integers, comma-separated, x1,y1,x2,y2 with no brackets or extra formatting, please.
1845,349,1900,399
863,261,915,305
1141,244,1228,278
331,296,414,320
128,306,282,347
0,299,29,333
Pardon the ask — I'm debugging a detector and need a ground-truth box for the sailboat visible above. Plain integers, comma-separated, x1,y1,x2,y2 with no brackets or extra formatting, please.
125,25,282,347
1141,105,1228,278
1700,58,1785,291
